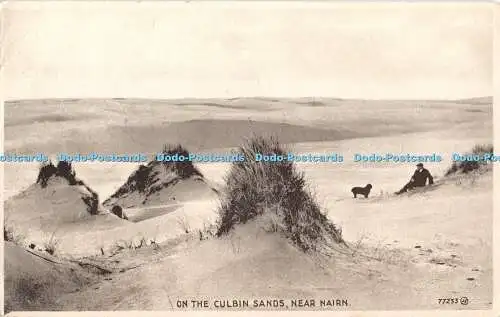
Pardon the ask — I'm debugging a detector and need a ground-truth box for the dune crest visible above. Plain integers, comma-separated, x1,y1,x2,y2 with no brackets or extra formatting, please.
103,144,219,209
5,161,102,226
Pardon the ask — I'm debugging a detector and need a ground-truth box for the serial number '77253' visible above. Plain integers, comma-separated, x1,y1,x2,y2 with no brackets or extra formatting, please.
438,297,469,305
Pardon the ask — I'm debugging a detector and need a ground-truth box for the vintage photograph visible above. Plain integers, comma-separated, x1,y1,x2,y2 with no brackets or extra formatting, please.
1,1,494,313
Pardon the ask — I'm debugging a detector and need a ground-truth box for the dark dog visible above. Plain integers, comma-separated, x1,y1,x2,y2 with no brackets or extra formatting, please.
351,184,372,198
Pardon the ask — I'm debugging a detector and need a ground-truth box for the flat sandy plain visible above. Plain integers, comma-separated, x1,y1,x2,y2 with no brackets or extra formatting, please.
3,97,493,311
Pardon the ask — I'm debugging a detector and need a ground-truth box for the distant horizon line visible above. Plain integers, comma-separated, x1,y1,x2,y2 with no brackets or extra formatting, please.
3,95,493,103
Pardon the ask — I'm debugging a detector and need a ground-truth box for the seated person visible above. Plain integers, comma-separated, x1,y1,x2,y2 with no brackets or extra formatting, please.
395,163,434,195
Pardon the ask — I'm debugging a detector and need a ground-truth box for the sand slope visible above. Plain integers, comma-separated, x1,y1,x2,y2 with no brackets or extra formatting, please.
4,242,98,312
51,167,492,310
103,160,219,209
4,176,110,237
4,172,220,258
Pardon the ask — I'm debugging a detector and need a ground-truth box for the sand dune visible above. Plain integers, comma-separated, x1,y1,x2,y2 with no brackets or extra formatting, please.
3,155,222,258
102,150,220,209
5,176,103,229
4,172,129,257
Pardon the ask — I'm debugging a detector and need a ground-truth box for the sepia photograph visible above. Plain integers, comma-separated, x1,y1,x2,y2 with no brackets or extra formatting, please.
1,1,495,314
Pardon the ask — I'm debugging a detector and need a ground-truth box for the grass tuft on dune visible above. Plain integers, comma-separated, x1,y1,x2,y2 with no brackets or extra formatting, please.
216,136,344,253
445,143,494,176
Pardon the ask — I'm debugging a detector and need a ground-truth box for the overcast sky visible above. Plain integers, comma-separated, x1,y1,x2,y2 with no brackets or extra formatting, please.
1,2,493,100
